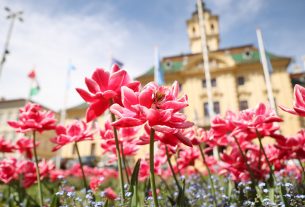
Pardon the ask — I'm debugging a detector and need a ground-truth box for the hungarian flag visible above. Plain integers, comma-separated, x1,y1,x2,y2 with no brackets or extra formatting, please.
28,69,40,97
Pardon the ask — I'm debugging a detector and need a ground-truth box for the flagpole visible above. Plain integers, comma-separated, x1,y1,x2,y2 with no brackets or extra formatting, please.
57,62,73,168
256,28,276,111
154,46,159,83
27,77,33,103
197,0,219,159
0,7,23,83
154,46,164,85
196,0,214,120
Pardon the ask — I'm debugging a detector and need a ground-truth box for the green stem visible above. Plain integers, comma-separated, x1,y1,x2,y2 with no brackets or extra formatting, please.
149,129,159,207
74,142,88,190
165,146,181,191
11,183,39,206
198,144,217,207
110,100,125,201
258,138,273,173
256,131,275,185
121,142,130,184
233,136,258,202
8,184,12,207
33,131,43,207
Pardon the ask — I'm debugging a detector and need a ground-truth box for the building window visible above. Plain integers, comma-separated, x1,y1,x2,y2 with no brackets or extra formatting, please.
210,24,214,31
90,143,96,156
192,27,196,34
242,49,253,59
239,100,248,111
204,101,220,117
237,76,245,86
165,61,172,68
202,78,216,88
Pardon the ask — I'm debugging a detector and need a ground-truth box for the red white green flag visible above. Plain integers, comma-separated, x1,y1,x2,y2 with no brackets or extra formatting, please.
27,69,40,97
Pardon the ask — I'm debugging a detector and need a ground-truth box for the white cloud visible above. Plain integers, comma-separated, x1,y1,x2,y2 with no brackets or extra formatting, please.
210,0,265,32
0,1,187,111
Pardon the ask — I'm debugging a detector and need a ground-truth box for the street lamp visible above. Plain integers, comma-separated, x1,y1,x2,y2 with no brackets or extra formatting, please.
0,7,24,81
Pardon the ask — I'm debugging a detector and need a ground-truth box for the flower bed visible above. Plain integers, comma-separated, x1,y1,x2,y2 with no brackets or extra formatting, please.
0,64,305,207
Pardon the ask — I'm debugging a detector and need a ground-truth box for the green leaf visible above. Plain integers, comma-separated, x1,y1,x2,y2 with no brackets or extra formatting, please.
130,159,141,190
176,179,190,207
128,159,141,207
104,199,109,207
50,194,59,207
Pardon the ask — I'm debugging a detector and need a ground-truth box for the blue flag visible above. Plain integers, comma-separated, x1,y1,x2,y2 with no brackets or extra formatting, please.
111,58,124,68
66,62,76,89
154,47,164,85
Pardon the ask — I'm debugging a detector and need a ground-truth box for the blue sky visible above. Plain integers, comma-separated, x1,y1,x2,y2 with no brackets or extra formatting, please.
0,0,304,110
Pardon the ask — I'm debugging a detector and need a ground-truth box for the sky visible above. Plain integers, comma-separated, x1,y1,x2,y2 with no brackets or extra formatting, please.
0,0,304,111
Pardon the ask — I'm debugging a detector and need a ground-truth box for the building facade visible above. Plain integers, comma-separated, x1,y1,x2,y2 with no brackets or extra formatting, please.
51,4,303,160
136,4,302,136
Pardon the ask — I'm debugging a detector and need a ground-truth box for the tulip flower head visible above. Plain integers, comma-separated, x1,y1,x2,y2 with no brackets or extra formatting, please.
0,137,15,153
7,102,56,133
100,120,139,160
279,84,305,116
0,158,17,184
111,81,194,146
15,137,39,159
76,64,140,122
51,120,94,151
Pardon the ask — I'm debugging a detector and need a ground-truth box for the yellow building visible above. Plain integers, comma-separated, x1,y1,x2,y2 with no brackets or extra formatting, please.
58,3,303,160
136,4,301,136
0,98,57,159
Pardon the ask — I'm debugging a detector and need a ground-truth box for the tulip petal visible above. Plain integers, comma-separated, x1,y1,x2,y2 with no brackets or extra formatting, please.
152,125,176,134
111,117,143,127
122,86,138,108
92,68,109,91
76,88,96,102
86,100,109,122
175,132,193,147
139,88,153,108
278,105,298,115
85,77,100,93
109,104,124,118
109,70,127,91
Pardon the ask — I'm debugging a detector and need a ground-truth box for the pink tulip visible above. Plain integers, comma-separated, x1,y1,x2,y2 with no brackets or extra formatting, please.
104,187,117,200
89,176,105,191
279,84,305,116
51,120,94,151
100,120,139,159
7,102,56,133
15,137,39,159
0,158,17,184
76,64,140,122
276,130,305,160
110,81,193,146
0,137,15,153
